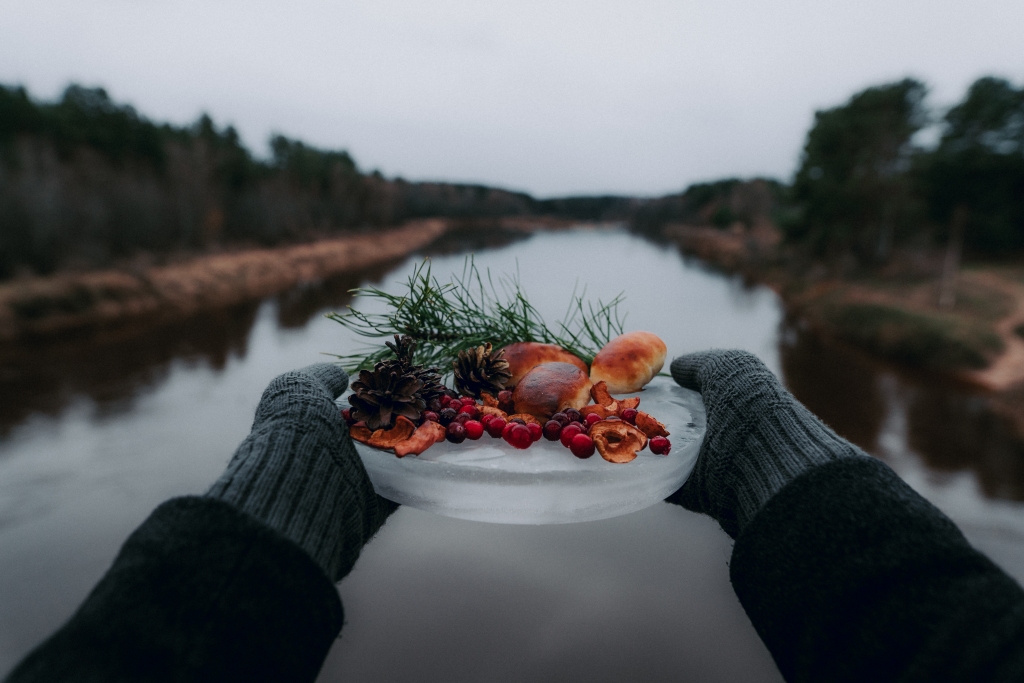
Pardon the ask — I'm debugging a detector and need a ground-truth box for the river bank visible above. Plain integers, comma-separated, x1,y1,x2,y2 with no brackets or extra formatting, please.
664,222,1024,437
0,220,457,343
0,216,603,345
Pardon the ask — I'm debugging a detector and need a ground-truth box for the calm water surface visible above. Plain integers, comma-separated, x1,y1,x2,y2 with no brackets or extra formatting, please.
2,226,1023,681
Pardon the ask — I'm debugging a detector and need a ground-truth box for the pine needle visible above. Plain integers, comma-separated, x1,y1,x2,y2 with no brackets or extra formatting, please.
326,257,626,372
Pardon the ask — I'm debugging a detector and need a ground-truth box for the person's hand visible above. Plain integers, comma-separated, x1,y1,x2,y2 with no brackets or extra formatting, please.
207,363,397,582
666,350,865,537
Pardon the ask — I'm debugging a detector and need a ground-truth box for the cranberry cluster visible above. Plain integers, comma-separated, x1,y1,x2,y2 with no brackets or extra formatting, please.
539,409,671,458
344,393,671,458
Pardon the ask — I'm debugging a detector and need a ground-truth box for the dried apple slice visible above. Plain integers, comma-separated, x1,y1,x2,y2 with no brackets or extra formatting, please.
580,403,619,419
394,421,446,457
634,411,669,438
479,392,499,408
431,421,447,442
367,415,418,449
349,423,373,444
617,397,640,411
589,421,648,464
591,381,616,408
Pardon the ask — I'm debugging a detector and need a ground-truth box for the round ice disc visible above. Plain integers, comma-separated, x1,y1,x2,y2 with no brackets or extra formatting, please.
350,376,705,524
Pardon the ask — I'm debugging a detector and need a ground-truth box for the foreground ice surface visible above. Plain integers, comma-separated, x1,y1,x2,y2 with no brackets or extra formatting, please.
353,377,706,524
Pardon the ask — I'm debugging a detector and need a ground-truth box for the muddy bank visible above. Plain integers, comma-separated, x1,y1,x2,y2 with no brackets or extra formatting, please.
665,222,1024,435
0,220,455,342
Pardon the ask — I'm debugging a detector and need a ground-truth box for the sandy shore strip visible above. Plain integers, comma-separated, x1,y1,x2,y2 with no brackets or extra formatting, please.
0,219,449,342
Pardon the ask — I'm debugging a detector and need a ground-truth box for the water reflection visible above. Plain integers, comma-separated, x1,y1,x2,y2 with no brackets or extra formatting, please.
0,260,416,436
0,304,259,436
418,219,534,257
274,264,391,330
780,324,1024,502
779,324,889,453
906,382,1024,501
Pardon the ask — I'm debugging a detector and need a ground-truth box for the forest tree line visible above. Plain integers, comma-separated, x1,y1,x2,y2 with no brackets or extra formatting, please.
785,76,1024,266
0,84,538,278
624,76,1024,271
1,76,1022,280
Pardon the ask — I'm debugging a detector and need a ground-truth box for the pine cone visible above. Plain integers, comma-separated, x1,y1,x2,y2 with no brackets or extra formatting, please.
380,334,446,404
384,334,418,365
349,365,426,430
453,343,512,399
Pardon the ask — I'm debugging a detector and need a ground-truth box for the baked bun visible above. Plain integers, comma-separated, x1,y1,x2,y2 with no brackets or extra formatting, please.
501,342,588,387
589,331,667,393
511,362,593,419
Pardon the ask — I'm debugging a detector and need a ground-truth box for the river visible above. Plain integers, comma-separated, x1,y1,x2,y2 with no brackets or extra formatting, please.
2,225,1023,681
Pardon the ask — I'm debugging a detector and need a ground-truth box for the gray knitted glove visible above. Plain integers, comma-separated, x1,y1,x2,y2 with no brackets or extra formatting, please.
206,363,397,582
667,350,867,538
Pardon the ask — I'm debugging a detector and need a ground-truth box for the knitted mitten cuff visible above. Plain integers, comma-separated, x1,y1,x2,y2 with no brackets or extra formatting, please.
207,363,396,582
668,350,866,538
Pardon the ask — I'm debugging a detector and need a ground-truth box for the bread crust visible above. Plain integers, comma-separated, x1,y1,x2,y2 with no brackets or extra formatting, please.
501,342,588,387
511,362,593,419
589,331,666,393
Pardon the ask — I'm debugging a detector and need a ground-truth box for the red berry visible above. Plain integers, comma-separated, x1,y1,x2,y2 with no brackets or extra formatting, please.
505,423,533,449
620,408,638,424
501,421,517,441
341,408,354,424
551,412,569,426
448,399,463,412
480,414,495,427
560,423,583,448
439,395,452,408
563,408,582,423
510,417,527,426
446,422,467,444
454,412,472,425
542,420,562,440
486,417,507,438
527,422,542,441
458,404,480,419
650,436,671,455
569,433,595,458
464,420,485,440
423,410,439,423
438,408,457,425
584,413,602,427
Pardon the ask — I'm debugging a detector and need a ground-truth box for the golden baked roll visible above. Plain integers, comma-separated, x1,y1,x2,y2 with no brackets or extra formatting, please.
589,331,666,393
500,342,588,387
511,362,593,419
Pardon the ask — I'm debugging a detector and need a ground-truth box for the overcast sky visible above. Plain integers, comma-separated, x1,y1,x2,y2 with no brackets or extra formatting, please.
1,0,1022,197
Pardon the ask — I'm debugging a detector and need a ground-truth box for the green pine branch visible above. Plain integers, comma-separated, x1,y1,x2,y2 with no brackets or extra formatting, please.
326,257,626,372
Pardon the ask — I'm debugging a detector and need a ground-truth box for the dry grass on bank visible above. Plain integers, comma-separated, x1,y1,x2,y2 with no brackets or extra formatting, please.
789,273,1010,373
665,222,1024,382
0,220,449,342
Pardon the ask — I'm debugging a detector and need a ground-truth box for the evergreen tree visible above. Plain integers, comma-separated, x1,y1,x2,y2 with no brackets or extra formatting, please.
788,79,928,265
923,77,1024,253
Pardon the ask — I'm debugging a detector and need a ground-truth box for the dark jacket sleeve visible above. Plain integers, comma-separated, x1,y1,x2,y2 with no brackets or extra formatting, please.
5,497,343,683
731,456,1024,683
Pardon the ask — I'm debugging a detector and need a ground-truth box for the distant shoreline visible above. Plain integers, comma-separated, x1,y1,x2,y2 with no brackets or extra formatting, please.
665,222,1024,438
0,220,451,343
0,216,614,346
